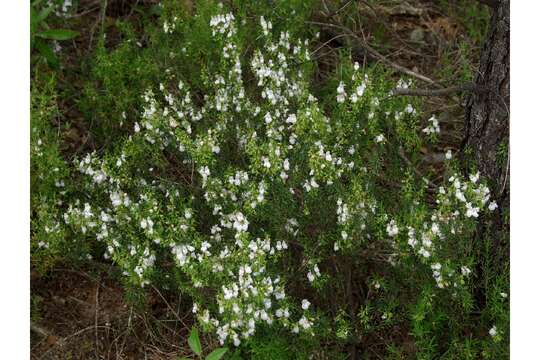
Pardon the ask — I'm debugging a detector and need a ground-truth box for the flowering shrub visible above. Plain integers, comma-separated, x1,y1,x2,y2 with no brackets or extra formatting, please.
31,1,506,356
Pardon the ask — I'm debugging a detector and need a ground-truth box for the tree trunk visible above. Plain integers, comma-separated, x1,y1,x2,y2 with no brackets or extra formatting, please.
464,0,510,313
464,0,510,207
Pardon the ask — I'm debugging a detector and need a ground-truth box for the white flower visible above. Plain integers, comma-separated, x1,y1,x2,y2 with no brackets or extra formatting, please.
445,150,452,160
298,316,312,329
465,202,479,218
356,83,366,97
301,299,310,310
110,192,122,207
100,212,111,223
396,79,409,89
201,241,211,253
82,203,93,218
470,172,480,184
140,218,154,233
286,113,297,125
283,308,290,318
60,0,73,14
199,166,210,185
313,264,320,277
500,292,508,298
264,112,272,124
262,156,271,169
422,116,440,135
431,223,440,235
260,16,272,36
336,81,346,103
461,266,472,276
489,326,497,337
283,158,290,171
324,151,332,162
93,171,106,184
274,290,285,300
455,190,466,203
386,220,399,237
488,201,498,211
375,134,386,143
419,248,431,258
232,212,249,232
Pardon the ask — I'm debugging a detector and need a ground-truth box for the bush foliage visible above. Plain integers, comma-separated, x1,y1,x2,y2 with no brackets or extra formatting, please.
31,1,509,358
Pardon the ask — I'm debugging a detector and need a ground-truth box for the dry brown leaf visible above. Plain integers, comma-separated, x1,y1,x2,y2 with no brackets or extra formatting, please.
424,17,459,41
46,335,59,346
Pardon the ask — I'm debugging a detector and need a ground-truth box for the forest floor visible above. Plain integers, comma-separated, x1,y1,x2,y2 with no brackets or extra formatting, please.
30,1,490,358
31,263,198,359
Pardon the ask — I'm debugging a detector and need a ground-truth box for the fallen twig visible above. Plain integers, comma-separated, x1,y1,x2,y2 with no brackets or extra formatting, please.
310,34,350,58
30,321,51,339
94,283,100,359
36,325,113,360
150,285,189,329
308,20,438,85
391,83,477,97
325,0,354,18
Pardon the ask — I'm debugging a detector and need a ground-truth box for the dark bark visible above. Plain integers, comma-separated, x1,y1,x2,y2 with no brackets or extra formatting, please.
464,0,510,312
476,0,500,8
463,0,510,206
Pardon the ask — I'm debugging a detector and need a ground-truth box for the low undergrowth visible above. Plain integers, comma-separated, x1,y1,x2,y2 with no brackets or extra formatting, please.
31,1,509,358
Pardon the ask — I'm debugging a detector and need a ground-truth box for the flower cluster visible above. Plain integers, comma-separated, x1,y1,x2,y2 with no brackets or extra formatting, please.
422,115,441,135
396,172,497,289
46,0,73,18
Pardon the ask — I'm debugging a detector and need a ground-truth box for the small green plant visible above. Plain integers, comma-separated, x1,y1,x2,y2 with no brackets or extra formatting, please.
181,327,228,360
30,0,79,68
30,295,43,323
